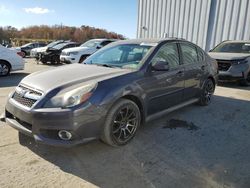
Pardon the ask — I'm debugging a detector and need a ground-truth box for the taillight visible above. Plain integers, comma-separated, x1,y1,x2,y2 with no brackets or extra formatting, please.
17,51,24,57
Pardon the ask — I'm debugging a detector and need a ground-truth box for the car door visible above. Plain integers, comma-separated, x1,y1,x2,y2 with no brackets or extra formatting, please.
145,42,185,115
179,42,207,100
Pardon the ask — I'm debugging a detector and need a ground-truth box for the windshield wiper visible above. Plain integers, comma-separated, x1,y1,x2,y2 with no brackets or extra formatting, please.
97,64,115,68
88,63,116,68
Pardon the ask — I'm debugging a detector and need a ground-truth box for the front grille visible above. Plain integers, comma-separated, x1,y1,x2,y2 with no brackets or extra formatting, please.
12,85,43,108
12,92,36,107
61,51,68,56
217,60,232,71
19,85,42,96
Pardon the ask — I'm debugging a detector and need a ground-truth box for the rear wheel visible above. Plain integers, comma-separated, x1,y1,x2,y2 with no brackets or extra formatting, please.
101,99,141,146
0,61,11,76
21,51,26,58
199,79,215,106
239,72,250,86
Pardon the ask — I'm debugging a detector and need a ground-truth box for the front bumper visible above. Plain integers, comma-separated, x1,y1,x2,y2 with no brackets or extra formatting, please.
218,64,249,81
218,71,244,81
60,55,79,64
5,98,106,147
39,53,52,63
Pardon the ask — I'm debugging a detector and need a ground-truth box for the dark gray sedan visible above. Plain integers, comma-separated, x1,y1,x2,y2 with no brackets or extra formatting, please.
5,38,218,147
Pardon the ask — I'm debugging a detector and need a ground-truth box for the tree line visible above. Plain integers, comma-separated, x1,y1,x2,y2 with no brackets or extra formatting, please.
0,25,125,45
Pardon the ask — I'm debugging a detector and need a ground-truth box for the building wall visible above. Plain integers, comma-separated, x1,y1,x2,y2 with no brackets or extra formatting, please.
137,0,250,51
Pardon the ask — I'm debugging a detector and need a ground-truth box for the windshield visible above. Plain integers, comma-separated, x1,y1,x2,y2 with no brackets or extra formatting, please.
51,43,69,50
21,43,32,47
47,41,63,48
84,44,152,69
212,42,250,53
81,40,100,48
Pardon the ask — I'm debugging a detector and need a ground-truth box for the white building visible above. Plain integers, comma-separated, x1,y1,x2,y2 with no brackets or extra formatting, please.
137,0,250,51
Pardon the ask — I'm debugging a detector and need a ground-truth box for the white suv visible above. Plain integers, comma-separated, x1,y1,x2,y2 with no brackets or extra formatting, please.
0,45,25,76
60,39,117,64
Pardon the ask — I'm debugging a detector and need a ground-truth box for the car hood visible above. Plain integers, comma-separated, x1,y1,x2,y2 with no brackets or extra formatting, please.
20,64,131,92
62,46,91,53
208,52,250,60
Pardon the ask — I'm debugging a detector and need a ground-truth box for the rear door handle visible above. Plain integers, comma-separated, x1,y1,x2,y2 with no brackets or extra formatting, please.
201,65,206,70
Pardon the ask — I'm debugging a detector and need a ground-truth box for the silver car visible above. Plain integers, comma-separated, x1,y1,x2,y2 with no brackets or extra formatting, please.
209,40,250,86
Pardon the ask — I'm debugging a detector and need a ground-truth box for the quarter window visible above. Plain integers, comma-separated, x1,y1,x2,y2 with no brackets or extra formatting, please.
180,43,199,64
151,43,180,69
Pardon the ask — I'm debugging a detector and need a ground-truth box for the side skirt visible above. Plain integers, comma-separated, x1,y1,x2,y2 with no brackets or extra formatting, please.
146,98,199,122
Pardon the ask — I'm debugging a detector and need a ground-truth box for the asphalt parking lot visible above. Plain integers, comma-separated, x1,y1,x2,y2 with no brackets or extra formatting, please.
0,58,250,188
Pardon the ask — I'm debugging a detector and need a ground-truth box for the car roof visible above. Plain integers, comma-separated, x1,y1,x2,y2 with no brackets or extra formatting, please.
110,38,186,46
222,40,250,43
88,38,118,42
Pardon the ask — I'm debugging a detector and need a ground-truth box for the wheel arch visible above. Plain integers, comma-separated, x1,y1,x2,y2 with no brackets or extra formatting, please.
207,76,216,86
121,95,145,125
0,59,12,70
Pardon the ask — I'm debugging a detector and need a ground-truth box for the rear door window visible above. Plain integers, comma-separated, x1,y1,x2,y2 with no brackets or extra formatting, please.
180,43,199,64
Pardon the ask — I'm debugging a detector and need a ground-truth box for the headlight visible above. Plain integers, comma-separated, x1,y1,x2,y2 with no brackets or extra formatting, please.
44,82,97,108
69,51,79,55
232,59,248,65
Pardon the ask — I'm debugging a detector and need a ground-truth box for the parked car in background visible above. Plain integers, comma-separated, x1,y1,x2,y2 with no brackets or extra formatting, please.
209,40,250,86
0,44,24,76
39,42,80,64
17,42,47,58
4,39,218,147
30,40,65,60
60,39,117,64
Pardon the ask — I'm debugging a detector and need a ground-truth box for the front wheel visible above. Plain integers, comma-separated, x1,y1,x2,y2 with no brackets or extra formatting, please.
199,79,215,106
239,72,250,86
51,55,60,65
101,99,141,146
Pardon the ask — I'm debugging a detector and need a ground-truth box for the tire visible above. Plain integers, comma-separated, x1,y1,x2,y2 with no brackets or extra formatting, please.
239,72,250,86
41,60,47,64
0,61,11,76
199,79,215,106
21,51,26,58
78,55,89,63
51,55,60,65
101,99,141,147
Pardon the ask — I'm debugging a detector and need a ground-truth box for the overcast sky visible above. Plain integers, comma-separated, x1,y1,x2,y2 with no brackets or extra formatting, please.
0,0,137,38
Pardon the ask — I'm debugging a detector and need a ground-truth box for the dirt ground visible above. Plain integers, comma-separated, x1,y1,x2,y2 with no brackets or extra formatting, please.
0,59,250,188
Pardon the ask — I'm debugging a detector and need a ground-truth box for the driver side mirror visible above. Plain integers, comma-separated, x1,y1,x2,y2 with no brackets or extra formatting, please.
151,60,170,71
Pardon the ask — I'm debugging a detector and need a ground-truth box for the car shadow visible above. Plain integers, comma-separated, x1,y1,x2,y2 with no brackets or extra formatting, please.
218,82,250,91
0,72,29,87
18,95,250,188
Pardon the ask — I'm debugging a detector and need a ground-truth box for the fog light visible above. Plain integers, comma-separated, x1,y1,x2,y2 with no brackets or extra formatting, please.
58,130,72,141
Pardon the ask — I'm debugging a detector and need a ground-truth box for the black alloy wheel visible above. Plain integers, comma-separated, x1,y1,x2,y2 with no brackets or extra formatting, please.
102,99,141,146
199,79,215,106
